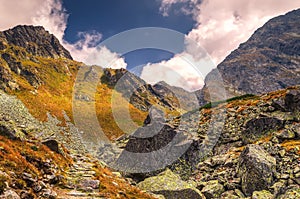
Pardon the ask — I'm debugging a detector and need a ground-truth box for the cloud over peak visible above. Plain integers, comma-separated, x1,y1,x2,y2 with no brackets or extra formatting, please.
159,0,300,64
139,0,300,91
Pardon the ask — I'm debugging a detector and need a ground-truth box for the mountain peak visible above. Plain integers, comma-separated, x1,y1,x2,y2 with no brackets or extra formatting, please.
0,25,72,59
199,8,300,104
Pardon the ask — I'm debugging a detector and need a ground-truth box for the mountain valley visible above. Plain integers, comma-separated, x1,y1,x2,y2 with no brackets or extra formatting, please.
0,8,299,199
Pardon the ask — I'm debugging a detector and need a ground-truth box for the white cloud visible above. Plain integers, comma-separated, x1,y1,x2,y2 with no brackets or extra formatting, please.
141,0,300,91
32,0,68,42
159,0,300,64
0,0,41,30
140,52,214,91
0,0,126,69
63,31,127,68
159,0,191,16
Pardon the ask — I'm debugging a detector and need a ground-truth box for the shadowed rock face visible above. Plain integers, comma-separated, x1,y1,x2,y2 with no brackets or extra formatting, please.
153,81,200,112
0,25,74,91
125,123,177,153
199,9,300,104
242,117,285,144
0,25,72,59
102,68,178,112
238,144,276,197
285,89,300,112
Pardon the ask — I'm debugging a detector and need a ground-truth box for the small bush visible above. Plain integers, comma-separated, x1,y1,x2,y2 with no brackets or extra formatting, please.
226,94,257,102
30,145,38,151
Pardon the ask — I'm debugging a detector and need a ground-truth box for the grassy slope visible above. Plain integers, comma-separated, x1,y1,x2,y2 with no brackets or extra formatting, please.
0,44,148,140
0,135,155,198
95,82,148,140
0,45,155,197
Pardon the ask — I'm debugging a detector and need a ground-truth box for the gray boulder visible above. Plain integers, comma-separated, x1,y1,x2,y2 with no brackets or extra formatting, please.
0,190,20,199
285,89,300,113
242,117,284,144
137,169,204,199
201,180,224,199
238,144,276,196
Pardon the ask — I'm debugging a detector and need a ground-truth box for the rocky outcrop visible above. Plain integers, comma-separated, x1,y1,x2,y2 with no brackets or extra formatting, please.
124,108,177,153
0,90,86,153
200,180,224,199
0,25,76,91
238,144,276,196
137,169,204,199
285,89,300,112
199,9,300,104
242,117,285,144
129,86,300,198
0,25,72,59
102,68,178,112
153,81,199,112
42,139,61,154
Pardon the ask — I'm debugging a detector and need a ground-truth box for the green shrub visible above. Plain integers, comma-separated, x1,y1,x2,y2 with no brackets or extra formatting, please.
201,94,257,109
30,145,38,151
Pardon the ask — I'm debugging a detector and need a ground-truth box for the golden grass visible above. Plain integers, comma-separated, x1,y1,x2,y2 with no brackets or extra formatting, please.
93,165,155,199
2,45,177,141
0,135,72,176
281,140,300,153
11,57,80,122
95,83,148,140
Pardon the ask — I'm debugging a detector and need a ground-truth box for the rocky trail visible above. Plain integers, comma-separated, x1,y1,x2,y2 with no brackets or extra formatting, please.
56,153,104,199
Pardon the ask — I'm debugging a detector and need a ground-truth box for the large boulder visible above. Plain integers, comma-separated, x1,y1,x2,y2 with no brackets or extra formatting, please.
238,144,276,196
278,187,300,199
137,169,204,199
200,180,224,199
285,89,300,113
242,117,284,143
42,140,60,154
252,190,273,199
0,190,20,199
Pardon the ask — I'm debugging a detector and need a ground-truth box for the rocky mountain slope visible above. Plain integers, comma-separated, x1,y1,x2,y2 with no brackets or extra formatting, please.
0,8,300,199
199,8,300,104
0,25,72,60
126,86,300,198
0,90,155,199
0,25,182,142
153,81,199,112
0,25,171,198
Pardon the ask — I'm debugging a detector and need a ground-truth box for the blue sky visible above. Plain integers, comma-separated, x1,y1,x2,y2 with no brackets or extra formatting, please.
62,0,195,70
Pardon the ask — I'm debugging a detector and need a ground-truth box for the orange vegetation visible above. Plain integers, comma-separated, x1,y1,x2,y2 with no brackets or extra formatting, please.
95,83,148,140
0,135,72,177
93,165,154,199
281,140,300,153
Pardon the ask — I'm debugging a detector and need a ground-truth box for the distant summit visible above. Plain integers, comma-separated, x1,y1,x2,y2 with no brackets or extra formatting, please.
199,9,300,104
0,25,72,59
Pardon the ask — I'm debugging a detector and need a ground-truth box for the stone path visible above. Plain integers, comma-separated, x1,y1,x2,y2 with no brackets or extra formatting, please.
57,153,105,199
